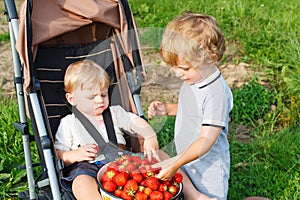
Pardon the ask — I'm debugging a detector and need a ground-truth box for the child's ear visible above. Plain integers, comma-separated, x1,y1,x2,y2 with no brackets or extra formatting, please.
65,93,74,105
210,53,218,61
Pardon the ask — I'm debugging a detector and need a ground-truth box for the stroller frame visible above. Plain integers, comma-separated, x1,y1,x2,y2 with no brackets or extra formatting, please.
4,0,145,199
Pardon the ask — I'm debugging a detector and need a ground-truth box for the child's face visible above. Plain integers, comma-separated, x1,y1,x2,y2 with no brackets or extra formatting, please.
172,61,202,84
66,87,109,117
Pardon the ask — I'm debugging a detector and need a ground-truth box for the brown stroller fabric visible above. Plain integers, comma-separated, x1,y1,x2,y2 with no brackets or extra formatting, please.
16,0,145,114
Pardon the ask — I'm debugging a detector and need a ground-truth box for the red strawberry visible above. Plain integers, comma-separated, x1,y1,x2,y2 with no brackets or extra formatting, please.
122,171,130,179
149,191,163,200
143,187,153,196
129,169,141,178
163,191,174,200
94,145,99,154
144,177,159,191
102,180,117,192
114,189,123,197
101,169,117,183
135,192,148,200
173,172,183,183
138,185,145,193
158,183,168,192
132,173,144,183
114,172,128,186
149,157,159,164
121,191,133,200
168,185,179,196
116,154,131,164
140,158,150,165
107,161,119,171
139,165,157,178
124,162,136,172
123,179,139,192
131,154,143,164
161,180,171,186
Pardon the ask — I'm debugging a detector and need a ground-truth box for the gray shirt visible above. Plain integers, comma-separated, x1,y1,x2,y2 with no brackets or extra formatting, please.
174,68,233,199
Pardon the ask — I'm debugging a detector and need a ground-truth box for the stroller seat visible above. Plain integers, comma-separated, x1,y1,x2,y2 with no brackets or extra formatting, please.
4,0,145,199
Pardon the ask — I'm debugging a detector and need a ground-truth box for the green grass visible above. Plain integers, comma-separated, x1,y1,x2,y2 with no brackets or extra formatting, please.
229,127,300,199
152,117,300,200
129,1,300,198
0,97,28,198
130,0,300,126
0,32,10,43
230,76,276,127
129,0,300,70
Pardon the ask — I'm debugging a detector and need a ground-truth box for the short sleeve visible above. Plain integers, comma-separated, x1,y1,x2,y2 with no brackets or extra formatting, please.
202,80,232,128
54,115,74,151
110,105,139,132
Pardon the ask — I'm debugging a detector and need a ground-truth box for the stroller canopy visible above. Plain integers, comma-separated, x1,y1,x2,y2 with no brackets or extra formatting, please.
16,0,144,99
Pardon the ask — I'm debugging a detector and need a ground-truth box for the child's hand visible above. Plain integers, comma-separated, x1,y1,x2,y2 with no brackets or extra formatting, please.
143,136,160,162
147,101,166,119
151,155,180,181
75,144,99,162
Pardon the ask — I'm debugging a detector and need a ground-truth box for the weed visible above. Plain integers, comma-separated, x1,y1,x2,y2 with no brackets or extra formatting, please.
0,32,10,43
230,76,275,127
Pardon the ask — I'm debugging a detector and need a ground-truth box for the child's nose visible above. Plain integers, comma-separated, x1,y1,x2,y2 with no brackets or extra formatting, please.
95,95,103,103
174,69,184,78
175,71,184,78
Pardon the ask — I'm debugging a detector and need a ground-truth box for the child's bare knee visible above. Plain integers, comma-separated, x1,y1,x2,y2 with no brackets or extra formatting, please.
72,175,101,200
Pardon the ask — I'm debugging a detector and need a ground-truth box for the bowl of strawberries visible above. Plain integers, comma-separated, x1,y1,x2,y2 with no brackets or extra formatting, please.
97,153,183,200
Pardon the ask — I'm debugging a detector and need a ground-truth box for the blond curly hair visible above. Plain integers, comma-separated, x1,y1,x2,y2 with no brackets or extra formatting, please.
160,13,225,69
64,60,110,93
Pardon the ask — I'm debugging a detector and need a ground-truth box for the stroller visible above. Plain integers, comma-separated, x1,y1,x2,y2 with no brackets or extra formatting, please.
4,0,146,199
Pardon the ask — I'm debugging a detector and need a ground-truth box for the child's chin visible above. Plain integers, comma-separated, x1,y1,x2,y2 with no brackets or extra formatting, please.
94,109,105,115
95,107,106,115
185,80,194,85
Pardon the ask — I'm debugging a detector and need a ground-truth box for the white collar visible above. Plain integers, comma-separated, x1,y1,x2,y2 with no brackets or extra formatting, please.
194,68,221,89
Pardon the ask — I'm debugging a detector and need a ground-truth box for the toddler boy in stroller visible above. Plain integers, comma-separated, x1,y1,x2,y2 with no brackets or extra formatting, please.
4,0,153,198
55,60,159,199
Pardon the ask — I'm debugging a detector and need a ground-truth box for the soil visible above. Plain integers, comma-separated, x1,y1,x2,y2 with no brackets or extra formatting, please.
0,1,257,143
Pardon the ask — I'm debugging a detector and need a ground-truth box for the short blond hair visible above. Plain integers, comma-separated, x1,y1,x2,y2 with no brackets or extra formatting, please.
160,13,225,69
64,60,110,93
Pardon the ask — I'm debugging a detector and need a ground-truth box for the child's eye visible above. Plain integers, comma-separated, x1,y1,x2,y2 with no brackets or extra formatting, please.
182,67,190,71
87,96,96,100
101,93,108,98
174,65,190,71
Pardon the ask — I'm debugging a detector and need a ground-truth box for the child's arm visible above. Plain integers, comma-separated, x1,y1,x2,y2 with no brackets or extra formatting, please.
56,144,98,166
157,150,218,200
147,101,178,119
130,117,159,160
152,126,221,179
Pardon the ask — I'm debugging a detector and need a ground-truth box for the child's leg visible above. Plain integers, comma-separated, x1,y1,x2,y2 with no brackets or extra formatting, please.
72,174,102,200
179,168,218,200
156,150,217,200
